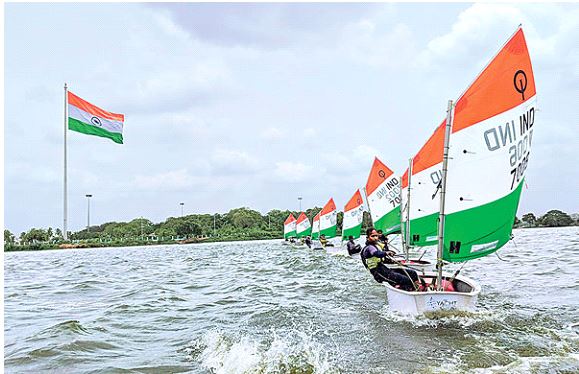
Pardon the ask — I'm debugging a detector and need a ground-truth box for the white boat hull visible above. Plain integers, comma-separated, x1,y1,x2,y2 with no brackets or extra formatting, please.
383,272,481,316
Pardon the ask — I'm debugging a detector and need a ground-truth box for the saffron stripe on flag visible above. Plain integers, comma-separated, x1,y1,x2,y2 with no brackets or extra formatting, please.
68,91,124,121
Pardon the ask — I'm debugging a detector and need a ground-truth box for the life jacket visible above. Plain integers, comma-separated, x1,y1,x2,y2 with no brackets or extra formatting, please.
361,244,383,270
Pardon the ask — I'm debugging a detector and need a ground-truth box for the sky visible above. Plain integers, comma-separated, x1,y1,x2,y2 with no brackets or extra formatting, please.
4,2,579,235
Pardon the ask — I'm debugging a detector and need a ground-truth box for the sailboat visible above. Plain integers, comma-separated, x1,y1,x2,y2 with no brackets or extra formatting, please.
283,213,297,245
311,212,324,250
295,212,312,247
365,157,433,270
342,189,365,258
317,198,340,254
385,27,536,315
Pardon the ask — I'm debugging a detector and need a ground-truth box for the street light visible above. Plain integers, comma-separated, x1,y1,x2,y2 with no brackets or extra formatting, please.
180,202,184,217
298,197,302,212
85,194,93,231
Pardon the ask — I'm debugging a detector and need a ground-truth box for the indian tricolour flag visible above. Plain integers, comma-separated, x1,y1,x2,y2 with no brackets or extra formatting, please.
68,91,124,144
319,198,337,238
365,157,402,235
342,189,365,239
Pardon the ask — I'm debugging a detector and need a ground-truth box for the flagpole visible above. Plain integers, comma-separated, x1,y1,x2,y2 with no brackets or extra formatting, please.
63,83,68,240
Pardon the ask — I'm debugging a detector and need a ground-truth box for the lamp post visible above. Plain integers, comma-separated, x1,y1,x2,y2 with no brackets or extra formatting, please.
298,196,302,212
85,194,92,231
180,202,184,217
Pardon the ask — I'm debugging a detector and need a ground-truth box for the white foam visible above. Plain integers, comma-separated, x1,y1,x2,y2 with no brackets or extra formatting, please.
188,329,337,374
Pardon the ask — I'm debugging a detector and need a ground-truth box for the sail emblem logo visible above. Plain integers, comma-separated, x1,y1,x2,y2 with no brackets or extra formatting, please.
90,116,102,126
513,70,527,101
378,170,386,179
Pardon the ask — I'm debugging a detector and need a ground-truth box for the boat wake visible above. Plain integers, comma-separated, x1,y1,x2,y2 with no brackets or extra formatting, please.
378,305,508,329
185,329,338,374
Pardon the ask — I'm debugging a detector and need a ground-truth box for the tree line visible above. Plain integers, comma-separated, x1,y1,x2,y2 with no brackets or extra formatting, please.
4,208,577,251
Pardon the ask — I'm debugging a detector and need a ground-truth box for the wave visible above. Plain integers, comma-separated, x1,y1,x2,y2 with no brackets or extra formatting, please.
185,329,338,374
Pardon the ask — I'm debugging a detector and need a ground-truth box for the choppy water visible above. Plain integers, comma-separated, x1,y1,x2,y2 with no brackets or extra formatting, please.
4,227,579,373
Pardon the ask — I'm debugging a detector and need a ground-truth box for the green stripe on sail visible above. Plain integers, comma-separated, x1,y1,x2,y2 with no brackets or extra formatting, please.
342,223,362,239
406,212,438,247
312,231,319,240
69,117,123,144
374,209,401,235
320,225,336,238
284,230,296,239
443,181,523,262
296,227,311,238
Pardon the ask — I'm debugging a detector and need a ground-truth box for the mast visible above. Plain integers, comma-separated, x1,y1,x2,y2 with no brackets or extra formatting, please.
404,157,413,261
63,83,68,240
436,100,454,290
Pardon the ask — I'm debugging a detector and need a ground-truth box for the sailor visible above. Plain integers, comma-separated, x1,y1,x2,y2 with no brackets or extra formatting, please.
375,230,387,249
319,234,328,247
361,227,421,291
346,236,362,255
304,235,312,249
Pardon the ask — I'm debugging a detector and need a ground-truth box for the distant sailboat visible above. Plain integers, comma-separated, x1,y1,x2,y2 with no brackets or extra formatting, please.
385,27,537,315
283,213,297,245
365,157,433,270
365,157,402,235
318,198,340,254
295,212,312,247
342,189,365,258
311,212,321,240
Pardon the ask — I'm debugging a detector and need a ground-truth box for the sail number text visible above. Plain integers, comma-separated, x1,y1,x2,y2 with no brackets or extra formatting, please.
483,107,535,191
375,177,401,207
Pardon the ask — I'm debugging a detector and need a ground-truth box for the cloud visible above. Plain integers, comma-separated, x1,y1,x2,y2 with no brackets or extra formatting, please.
260,127,285,140
133,169,200,191
210,149,260,174
150,3,380,48
303,128,317,138
274,161,314,182
341,21,417,68
415,4,530,70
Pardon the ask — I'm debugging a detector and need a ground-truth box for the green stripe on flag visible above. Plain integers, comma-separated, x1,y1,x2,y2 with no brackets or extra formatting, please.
69,117,123,144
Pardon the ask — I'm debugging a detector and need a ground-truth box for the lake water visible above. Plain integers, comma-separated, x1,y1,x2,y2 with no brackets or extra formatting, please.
4,227,579,373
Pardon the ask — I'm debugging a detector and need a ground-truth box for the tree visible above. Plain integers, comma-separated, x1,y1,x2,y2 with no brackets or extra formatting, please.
228,207,263,229
22,228,49,243
537,210,573,227
4,229,15,245
514,216,521,227
522,213,537,227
